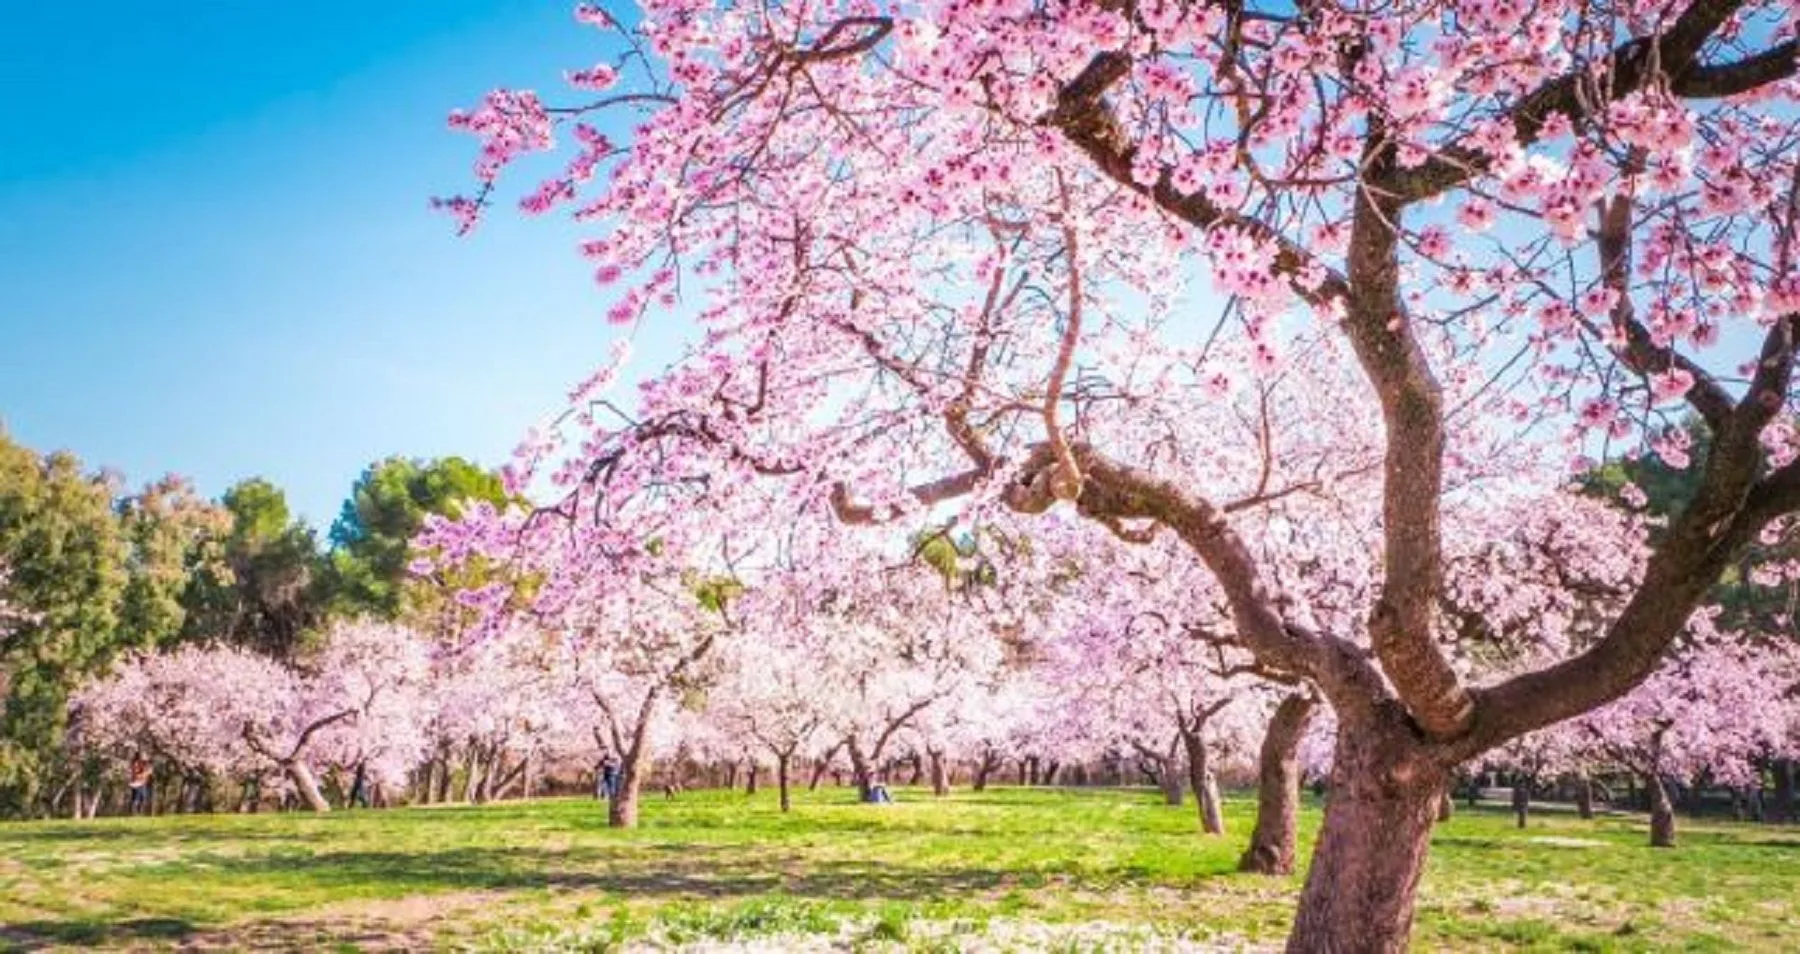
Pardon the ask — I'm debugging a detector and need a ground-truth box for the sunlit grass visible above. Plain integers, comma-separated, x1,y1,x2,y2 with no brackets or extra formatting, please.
0,787,1796,950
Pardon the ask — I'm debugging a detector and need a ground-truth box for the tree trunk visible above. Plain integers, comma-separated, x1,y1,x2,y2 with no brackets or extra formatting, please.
1180,726,1225,835
973,753,995,791
287,762,331,814
808,758,829,791
1437,791,1454,822
1042,761,1060,786
608,692,659,829
777,753,793,813
1647,772,1676,848
1576,772,1595,819
848,740,875,802
461,753,482,803
1241,694,1315,875
929,750,949,797
1284,715,1447,953
1512,778,1530,829
1772,759,1795,823
609,762,643,828
1158,760,1184,807
746,763,760,795
907,754,924,786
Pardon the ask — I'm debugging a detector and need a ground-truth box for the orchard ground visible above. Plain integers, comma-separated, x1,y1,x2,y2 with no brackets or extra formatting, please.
0,787,1796,952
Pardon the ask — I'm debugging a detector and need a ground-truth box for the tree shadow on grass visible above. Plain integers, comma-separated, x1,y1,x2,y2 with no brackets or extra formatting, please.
1,917,192,951
171,843,1035,902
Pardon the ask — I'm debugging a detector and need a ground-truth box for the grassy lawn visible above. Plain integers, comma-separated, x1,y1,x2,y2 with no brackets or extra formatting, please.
0,786,1796,951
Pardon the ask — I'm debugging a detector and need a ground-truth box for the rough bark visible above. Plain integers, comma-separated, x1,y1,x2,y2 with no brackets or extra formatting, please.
777,753,793,813
1241,694,1316,874
1647,772,1677,848
1286,711,1447,953
287,761,331,814
1180,726,1225,835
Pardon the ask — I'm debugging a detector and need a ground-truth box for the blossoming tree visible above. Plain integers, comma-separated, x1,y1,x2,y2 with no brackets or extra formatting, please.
440,0,1800,946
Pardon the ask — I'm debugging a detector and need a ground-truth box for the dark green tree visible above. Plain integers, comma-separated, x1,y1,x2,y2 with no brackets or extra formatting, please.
327,457,507,620
0,430,128,813
183,478,326,657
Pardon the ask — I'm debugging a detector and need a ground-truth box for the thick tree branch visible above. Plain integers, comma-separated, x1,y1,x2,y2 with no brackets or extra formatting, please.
1339,175,1472,739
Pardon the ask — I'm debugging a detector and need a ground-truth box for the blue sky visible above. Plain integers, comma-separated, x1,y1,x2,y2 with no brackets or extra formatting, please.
0,2,680,530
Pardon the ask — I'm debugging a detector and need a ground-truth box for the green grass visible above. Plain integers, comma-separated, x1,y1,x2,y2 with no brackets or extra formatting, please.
0,787,1795,951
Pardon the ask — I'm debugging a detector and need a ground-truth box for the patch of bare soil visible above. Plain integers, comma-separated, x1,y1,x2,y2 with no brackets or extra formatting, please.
169,891,506,952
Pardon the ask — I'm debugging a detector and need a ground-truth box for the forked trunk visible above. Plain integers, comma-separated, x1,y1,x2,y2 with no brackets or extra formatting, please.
1285,715,1447,953
973,753,996,791
1241,694,1315,875
287,761,331,814
1647,772,1676,848
777,753,793,813
609,692,658,829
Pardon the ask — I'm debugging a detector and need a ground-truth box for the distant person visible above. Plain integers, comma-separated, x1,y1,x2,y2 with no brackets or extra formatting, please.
600,756,621,800
348,763,370,809
127,755,152,816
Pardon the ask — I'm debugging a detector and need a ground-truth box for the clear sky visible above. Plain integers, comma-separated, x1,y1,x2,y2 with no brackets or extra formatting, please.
0,2,681,530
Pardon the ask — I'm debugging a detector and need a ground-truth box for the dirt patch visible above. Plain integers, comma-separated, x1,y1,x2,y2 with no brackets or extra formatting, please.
1523,836,1608,849
169,891,508,952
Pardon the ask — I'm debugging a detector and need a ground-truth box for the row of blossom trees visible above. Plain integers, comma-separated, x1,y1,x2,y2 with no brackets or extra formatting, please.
61,495,1800,871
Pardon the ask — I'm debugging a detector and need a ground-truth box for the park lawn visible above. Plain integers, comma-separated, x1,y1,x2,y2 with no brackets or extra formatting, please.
0,787,1796,952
